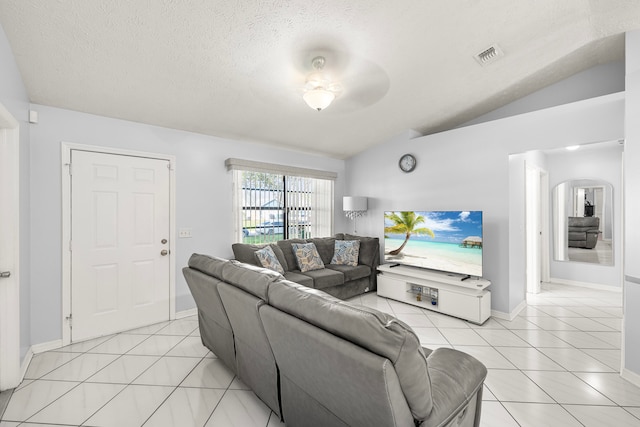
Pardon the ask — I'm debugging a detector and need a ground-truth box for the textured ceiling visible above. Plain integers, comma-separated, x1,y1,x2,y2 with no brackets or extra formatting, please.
0,1,639,159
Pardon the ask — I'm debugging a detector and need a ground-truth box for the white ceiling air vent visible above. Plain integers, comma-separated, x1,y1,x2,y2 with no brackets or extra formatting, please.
474,44,503,66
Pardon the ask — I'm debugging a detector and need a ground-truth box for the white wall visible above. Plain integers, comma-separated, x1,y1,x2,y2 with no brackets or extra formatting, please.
346,93,624,316
546,143,622,288
28,104,346,345
508,150,548,306
0,24,31,360
624,30,640,378
463,61,625,127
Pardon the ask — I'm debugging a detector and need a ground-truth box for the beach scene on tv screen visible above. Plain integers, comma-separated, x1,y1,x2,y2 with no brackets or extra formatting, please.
384,211,483,277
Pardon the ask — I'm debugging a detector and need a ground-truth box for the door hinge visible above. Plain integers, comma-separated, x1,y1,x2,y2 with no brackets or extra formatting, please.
69,240,72,251
66,314,72,328
66,162,72,176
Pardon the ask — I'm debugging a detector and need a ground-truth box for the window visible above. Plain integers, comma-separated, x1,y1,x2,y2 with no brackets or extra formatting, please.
226,159,335,243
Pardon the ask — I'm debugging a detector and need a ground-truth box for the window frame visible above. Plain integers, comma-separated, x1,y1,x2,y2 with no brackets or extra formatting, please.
226,158,336,243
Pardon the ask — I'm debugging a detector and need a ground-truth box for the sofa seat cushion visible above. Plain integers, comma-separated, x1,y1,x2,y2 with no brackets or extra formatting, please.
300,268,345,290
325,264,371,282
282,271,314,288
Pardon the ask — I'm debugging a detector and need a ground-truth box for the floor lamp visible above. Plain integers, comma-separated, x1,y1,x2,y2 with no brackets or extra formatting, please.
343,196,368,234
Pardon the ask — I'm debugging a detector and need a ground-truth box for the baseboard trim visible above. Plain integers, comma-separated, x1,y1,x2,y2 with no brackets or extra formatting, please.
31,339,63,355
548,278,622,292
621,368,640,388
18,340,62,387
491,299,526,321
19,348,34,382
175,308,197,319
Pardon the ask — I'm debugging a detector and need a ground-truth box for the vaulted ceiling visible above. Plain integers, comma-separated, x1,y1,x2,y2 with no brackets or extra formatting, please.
1,1,639,159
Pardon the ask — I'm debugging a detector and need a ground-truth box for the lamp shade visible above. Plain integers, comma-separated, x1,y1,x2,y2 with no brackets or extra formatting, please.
343,196,367,212
303,88,335,111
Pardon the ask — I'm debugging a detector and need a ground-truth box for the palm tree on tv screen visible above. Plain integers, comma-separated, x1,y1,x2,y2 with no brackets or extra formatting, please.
384,211,435,255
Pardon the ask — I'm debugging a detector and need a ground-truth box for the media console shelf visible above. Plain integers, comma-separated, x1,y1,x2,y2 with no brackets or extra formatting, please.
377,264,491,324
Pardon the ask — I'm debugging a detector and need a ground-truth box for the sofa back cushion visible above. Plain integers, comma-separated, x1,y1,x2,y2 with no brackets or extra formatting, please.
568,216,600,230
331,240,360,266
255,245,286,274
188,253,280,301
232,243,289,271
259,304,414,426
335,234,380,267
222,260,281,301
266,279,433,419
188,253,228,277
306,237,336,264
291,242,325,272
276,239,307,271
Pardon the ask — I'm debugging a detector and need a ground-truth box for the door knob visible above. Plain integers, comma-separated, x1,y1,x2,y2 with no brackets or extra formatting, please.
161,239,167,244
0,271,10,278
160,250,168,256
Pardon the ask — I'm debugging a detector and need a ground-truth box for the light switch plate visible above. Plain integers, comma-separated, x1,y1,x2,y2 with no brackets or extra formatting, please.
178,228,192,238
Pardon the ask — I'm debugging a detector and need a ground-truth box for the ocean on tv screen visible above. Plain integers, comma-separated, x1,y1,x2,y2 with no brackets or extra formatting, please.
384,210,483,277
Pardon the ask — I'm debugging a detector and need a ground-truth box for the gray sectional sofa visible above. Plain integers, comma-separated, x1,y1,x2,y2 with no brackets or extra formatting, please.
231,234,379,300
183,253,487,427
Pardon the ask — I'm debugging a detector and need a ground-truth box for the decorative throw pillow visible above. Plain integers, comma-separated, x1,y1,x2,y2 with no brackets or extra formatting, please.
292,242,325,272
255,245,285,275
331,240,361,266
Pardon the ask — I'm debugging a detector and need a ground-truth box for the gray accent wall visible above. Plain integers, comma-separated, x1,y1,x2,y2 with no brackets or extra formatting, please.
624,30,640,377
28,104,346,345
0,24,31,360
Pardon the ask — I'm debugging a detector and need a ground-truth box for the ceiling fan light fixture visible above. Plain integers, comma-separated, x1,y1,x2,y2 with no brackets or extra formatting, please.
303,88,335,111
301,55,339,111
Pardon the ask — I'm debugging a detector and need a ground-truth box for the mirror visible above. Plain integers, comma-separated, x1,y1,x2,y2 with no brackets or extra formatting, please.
553,179,613,264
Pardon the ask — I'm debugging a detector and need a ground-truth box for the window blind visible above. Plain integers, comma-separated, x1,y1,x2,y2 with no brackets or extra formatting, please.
228,159,335,243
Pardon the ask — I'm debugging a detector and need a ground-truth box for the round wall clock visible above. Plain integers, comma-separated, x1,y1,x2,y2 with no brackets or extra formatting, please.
398,154,417,173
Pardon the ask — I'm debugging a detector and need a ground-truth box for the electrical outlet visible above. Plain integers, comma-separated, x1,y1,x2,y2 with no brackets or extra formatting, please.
179,228,193,238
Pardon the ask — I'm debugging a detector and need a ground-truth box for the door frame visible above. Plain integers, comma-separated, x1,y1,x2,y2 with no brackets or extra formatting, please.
0,102,20,390
525,163,541,294
525,162,550,294
61,142,176,345
540,170,550,283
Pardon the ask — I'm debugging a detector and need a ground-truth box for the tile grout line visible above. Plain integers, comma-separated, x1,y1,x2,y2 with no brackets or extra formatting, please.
79,327,197,425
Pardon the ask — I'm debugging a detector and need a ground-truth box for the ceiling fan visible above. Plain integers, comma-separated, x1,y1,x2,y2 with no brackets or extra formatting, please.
302,56,342,111
300,51,390,113
249,44,390,114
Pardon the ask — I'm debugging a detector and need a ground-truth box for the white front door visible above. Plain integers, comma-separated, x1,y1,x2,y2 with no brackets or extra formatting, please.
71,150,171,341
0,106,20,391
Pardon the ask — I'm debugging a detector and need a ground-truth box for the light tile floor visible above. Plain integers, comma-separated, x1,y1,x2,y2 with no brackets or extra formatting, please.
1,282,639,426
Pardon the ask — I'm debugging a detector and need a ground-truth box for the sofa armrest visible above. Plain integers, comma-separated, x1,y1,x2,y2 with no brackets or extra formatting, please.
423,348,487,427
585,230,600,249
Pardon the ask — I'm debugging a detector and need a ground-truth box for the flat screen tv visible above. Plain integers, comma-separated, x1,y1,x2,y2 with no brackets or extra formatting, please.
384,210,483,278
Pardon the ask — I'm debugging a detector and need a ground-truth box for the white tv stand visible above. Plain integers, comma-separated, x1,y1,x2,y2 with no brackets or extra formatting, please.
377,264,491,324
